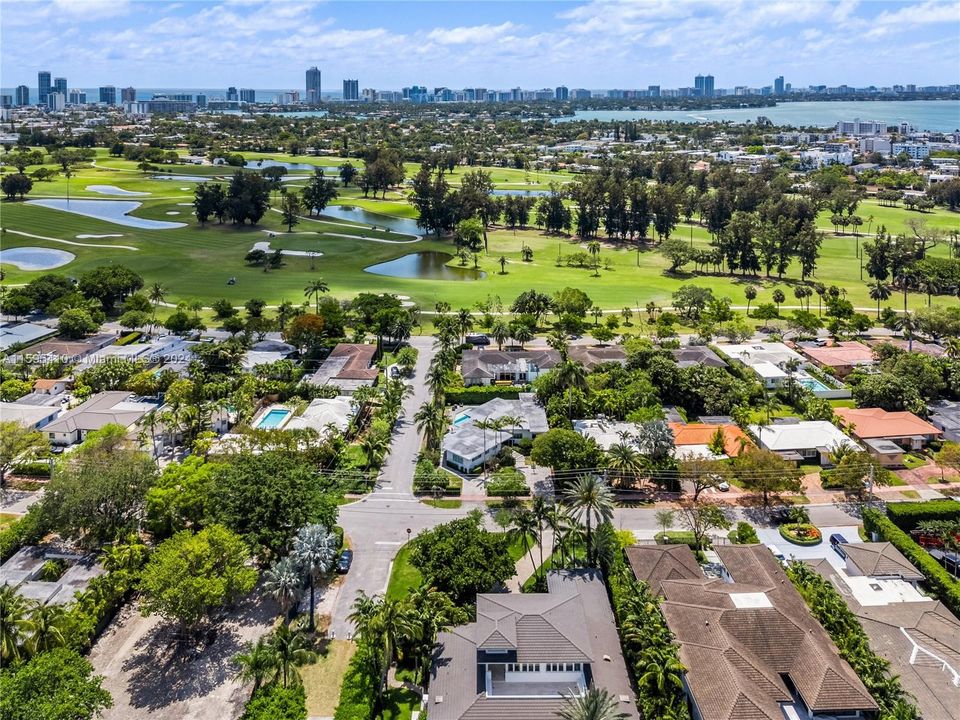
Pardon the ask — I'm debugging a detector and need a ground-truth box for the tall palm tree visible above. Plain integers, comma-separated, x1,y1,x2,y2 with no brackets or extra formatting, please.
26,602,67,656
554,359,588,418
349,592,416,712
292,524,337,633
233,636,277,694
414,399,450,453
563,475,616,567
424,363,449,401
405,586,466,685
264,556,303,625
638,648,686,697
557,687,629,720
490,319,510,351
530,496,551,571
511,324,533,349
267,621,317,688
360,433,389,472
303,279,329,314
507,509,540,572
606,442,642,486
868,281,891,319
894,312,915,352
148,282,167,334
0,585,32,664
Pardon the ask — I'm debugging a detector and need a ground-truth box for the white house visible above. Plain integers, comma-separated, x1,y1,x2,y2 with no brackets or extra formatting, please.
749,420,859,465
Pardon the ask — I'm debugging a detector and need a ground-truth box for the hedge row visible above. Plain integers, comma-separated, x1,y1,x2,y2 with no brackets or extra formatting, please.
333,643,376,720
486,470,529,497
886,500,960,532
0,511,44,563
863,508,960,618
240,683,307,720
443,385,527,405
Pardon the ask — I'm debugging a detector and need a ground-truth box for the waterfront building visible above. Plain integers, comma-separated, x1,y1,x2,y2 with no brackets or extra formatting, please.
15,85,29,106
99,86,116,104
38,71,51,106
342,79,359,101
306,66,321,104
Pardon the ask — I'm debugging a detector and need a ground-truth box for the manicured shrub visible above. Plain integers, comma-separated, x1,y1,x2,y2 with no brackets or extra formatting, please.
729,521,759,544
654,531,700,548
863,508,960,618
486,468,529,497
886,500,960,532
240,683,307,720
0,510,44,563
443,385,526,405
779,523,822,546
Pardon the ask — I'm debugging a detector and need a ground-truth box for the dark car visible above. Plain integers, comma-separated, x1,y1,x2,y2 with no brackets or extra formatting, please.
336,549,353,574
830,533,849,558
466,334,490,346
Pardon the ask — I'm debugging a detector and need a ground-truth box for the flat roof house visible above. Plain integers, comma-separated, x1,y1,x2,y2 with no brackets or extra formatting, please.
306,343,379,394
42,391,161,446
0,401,61,429
460,349,560,387
429,569,638,720
929,400,960,443
748,419,859,465
835,407,943,452
799,341,875,378
442,394,548,474
626,544,878,720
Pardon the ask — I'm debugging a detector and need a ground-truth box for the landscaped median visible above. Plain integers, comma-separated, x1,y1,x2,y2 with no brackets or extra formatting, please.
778,523,822,546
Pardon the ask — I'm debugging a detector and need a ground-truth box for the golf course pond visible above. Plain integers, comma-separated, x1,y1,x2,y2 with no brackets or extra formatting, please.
26,199,187,230
364,252,486,280
86,185,150,196
0,247,76,270
321,205,421,237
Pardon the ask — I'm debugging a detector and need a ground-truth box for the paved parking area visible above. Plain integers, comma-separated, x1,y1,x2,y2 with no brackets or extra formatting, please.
755,525,862,570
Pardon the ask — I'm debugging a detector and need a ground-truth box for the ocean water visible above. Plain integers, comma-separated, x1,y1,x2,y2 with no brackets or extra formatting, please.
553,100,960,132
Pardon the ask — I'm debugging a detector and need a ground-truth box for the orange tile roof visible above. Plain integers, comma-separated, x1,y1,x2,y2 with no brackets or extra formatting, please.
801,341,874,367
834,408,942,440
669,423,753,456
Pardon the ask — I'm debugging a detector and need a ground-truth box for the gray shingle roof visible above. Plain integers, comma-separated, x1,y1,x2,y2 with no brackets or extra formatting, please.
843,542,925,582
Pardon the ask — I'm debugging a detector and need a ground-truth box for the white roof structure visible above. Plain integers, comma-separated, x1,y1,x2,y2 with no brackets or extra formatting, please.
719,342,805,368
749,420,859,453
285,397,356,434
573,419,636,450
0,321,55,351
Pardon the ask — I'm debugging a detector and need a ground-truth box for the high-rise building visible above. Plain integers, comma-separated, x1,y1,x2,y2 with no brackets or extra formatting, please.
99,86,116,104
46,93,65,111
239,88,256,103
121,86,136,102
342,79,359,101
15,85,30,106
196,94,208,109
694,74,715,98
0,95,12,109
38,71,51,106
555,86,569,100
306,66,321,104
648,85,661,97
167,94,193,102
54,77,67,97
774,76,785,95
226,86,238,101
68,89,87,105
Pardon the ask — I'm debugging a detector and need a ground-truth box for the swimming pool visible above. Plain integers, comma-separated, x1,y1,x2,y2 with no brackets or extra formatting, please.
453,413,471,426
256,407,291,429
796,376,830,393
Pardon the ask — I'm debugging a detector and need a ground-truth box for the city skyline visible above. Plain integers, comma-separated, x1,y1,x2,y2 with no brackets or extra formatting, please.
2,0,958,90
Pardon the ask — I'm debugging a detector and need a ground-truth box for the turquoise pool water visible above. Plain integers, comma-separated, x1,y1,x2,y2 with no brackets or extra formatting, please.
453,413,471,426
256,408,291,429
797,376,830,393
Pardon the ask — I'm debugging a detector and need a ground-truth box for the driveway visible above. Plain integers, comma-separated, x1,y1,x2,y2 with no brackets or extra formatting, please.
755,524,862,570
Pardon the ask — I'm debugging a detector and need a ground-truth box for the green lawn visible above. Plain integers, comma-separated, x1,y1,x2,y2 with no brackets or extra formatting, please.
3,149,957,313
380,687,421,720
902,453,928,470
420,498,463,509
385,544,423,602
0,514,19,532
300,639,356,717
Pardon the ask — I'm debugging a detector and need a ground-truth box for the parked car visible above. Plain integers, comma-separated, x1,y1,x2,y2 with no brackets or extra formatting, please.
389,366,401,379
466,334,490,346
830,533,849,558
717,481,730,492
336,549,353,574
766,544,785,562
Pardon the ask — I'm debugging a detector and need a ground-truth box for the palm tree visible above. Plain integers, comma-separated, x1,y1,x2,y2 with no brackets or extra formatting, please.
530,495,551,571
405,586,466,685
510,324,533,349
557,687,629,720
0,586,32,663
894,312,916,352
554,359,588,418
507,509,539,572
148,282,167,333
268,621,317,688
498,255,508,274
490,319,510,351
233,636,277,693
292,524,337,633
424,363,449,401
414,399,450,453
868,281,891,319
264,556,303,624
587,240,601,276
772,288,785,313
606,442,642,486
638,648,686,696
360,433,388,471
275,299,295,330
303,279,329,313
349,592,416,712
744,286,757,316
26,602,67,656
563,475,616,567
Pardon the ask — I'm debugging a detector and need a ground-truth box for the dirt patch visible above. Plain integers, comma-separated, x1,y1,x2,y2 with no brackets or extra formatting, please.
301,639,357,717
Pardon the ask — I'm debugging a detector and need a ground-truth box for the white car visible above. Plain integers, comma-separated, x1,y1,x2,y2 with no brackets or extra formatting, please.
717,481,730,492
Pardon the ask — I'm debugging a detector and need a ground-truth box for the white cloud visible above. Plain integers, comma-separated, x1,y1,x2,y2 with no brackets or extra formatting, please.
426,22,521,45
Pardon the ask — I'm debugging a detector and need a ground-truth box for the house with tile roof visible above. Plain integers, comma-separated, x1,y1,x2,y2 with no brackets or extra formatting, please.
834,407,942,451
42,391,162,446
429,569,638,720
842,542,925,584
442,394,548,473
305,343,379,394
460,349,561,386
627,544,878,720
798,341,876,378
670,422,753,460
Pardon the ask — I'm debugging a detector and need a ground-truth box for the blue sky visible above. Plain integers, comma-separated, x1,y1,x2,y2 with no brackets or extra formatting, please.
2,0,958,90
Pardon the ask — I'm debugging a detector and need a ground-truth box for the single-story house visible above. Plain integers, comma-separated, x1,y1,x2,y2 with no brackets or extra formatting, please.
284,396,357,434
566,345,627,369
749,419,859,465
6,334,115,364
799,341,875,379
670,345,727,369
442,393,548,473
306,343,379,394
835,408,942,450
864,338,946,358
843,542,925,584
0,321,56,352
42,391,162,446
0,401,61,429
929,400,960,443
717,341,805,369
670,422,753,460
572,418,635,450
429,569,638,720
32,378,69,395
460,349,560,386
